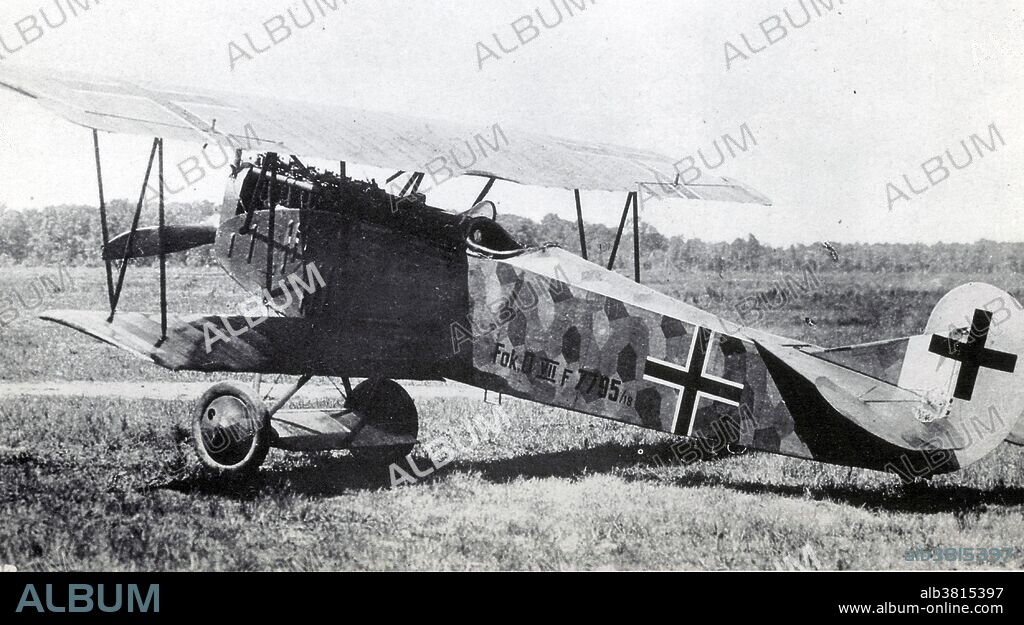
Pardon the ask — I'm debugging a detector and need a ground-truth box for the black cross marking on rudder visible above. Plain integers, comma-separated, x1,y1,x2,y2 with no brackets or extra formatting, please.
643,326,744,436
928,309,1017,401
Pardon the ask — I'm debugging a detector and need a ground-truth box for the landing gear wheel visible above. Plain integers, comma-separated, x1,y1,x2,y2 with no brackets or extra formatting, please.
191,381,272,477
346,378,418,466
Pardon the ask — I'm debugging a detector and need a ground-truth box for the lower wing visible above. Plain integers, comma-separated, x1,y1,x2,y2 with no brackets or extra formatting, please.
41,309,318,374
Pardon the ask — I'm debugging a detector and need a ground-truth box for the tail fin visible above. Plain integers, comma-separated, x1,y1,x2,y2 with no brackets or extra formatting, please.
904,283,1024,462
812,283,1023,468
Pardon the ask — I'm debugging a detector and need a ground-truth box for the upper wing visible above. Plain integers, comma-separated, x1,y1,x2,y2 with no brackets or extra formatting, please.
0,64,770,202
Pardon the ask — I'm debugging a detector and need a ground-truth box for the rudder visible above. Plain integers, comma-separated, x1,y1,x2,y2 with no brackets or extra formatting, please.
897,283,1024,468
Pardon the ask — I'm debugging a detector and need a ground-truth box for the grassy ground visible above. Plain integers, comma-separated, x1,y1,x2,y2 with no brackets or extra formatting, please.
0,265,1021,570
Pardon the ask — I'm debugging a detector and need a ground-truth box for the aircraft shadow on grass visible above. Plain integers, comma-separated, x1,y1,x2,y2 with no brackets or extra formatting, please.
157,440,1024,514
449,443,1024,515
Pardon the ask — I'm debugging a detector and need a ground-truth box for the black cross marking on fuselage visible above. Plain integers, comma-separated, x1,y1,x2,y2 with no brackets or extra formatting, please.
928,309,1017,401
643,326,744,436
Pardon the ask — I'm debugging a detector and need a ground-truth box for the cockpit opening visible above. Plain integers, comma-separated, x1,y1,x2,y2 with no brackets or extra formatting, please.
464,216,524,257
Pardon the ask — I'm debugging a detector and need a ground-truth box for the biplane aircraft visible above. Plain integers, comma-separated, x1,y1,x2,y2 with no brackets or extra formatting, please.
2,65,1022,483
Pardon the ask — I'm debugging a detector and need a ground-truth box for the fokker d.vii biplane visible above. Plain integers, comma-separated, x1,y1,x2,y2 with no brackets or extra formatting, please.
2,65,1022,483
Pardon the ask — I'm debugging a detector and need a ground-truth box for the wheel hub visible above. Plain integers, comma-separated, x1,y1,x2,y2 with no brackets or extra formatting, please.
199,395,258,467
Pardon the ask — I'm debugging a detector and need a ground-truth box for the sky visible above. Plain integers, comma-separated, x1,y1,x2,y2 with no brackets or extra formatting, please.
0,0,1021,245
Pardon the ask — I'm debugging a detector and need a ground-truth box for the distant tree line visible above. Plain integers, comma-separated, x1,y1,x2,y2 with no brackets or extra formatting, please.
0,201,1020,275
499,214,1024,277
0,201,219,267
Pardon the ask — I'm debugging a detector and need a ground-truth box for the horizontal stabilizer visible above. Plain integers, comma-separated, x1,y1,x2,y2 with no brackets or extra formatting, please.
1009,422,1024,447
804,338,911,386
102,224,216,261
756,340,969,452
813,377,967,450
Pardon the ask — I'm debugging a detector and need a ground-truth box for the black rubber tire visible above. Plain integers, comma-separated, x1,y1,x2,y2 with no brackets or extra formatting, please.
346,378,418,466
191,381,272,477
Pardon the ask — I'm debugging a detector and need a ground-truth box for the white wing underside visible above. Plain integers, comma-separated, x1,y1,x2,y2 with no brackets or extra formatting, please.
0,64,770,203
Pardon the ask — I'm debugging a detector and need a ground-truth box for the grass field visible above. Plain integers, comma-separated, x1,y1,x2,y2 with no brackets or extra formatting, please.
0,264,1021,571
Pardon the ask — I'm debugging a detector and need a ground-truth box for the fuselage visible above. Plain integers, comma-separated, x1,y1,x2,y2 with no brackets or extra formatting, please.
210,162,964,477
